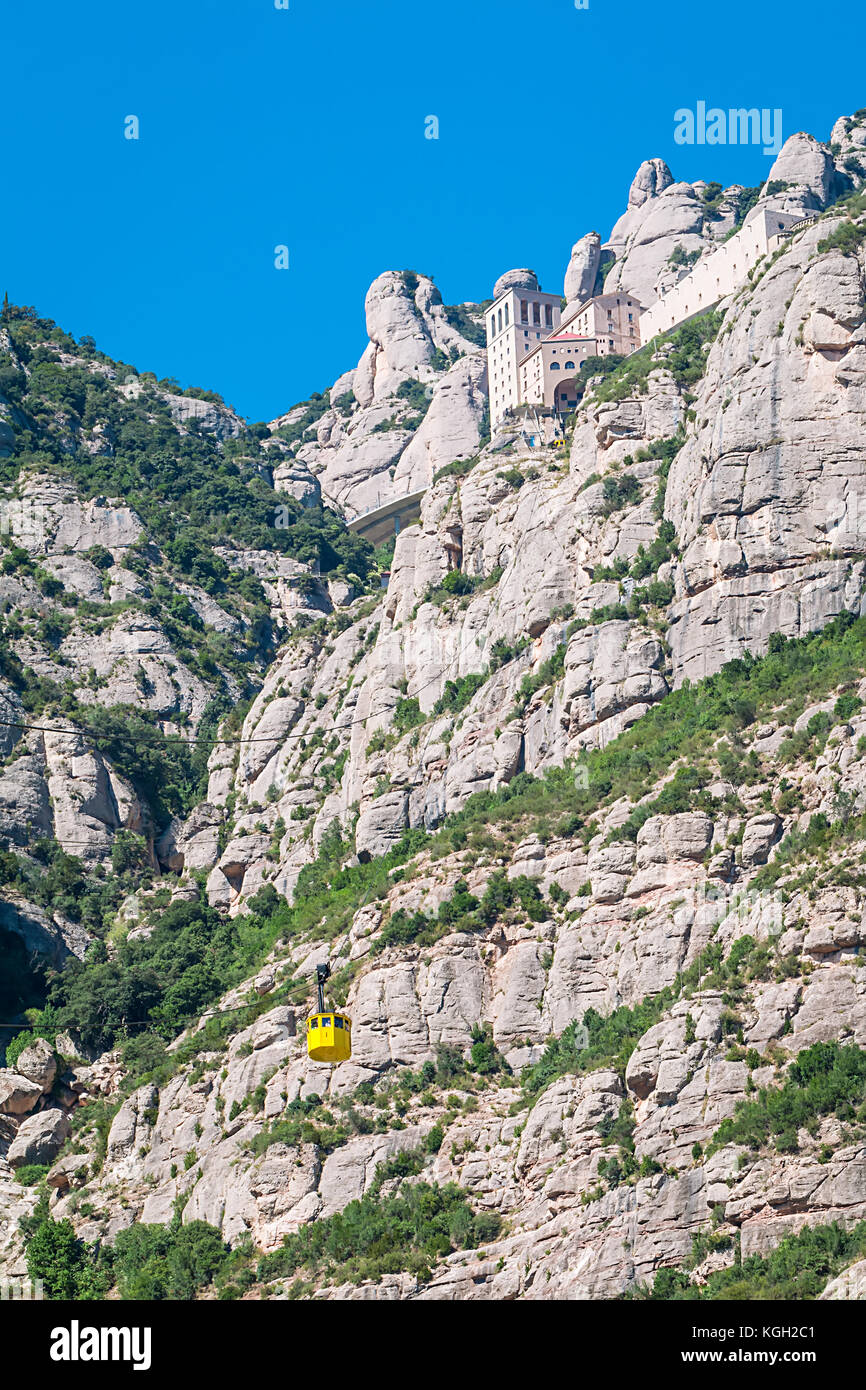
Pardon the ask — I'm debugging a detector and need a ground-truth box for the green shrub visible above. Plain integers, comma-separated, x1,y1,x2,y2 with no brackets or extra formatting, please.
432,671,488,716
709,1041,866,1156
257,1153,501,1287
629,1220,866,1301
817,220,866,256
393,696,425,733
14,1164,50,1186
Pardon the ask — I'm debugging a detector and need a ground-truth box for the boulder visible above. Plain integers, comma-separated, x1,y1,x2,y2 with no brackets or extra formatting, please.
564,232,602,305
46,1151,92,1192
0,1071,43,1116
493,268,539,299
355,789,410,861
740,814,781,869
7,1109,71,1168
13,1039,57,1094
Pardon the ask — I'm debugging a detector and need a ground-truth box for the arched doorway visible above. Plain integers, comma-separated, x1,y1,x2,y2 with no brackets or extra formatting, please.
554,377,579,413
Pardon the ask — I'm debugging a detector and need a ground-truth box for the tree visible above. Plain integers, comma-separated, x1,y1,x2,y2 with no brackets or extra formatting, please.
26,1208,106,1299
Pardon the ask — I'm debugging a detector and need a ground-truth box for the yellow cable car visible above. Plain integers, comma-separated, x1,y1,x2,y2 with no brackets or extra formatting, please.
307,963,352,1063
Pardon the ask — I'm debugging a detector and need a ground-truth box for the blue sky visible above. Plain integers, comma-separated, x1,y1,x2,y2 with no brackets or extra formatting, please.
2,0,860,421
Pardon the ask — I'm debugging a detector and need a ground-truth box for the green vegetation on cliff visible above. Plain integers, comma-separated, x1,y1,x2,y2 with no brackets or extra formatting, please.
1,303,373,590
257,1150,501,1288
629,1219,866,1301
709,1041,866,1156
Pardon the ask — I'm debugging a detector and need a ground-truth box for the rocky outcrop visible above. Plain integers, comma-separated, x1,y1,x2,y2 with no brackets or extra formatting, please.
279,272,488,517
0,1072,42,1116
7,1110,71,1168
564,233,603,306
665,212,866,683
12,1040,57,1094
493,268,539,299
606,173,707,307
760,131,848,217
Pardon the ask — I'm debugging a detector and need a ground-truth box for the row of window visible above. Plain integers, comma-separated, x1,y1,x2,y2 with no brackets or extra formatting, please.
308,1016,351,1030
519,300,554,328
490,299,556,339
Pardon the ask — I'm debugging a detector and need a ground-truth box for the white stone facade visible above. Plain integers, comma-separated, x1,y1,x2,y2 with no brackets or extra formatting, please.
487,207,814,428
487,287,563,425
488,288,642,425
639,207,811,341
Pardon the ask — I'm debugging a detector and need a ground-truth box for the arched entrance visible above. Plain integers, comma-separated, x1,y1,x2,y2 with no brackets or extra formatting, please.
554,376,579,413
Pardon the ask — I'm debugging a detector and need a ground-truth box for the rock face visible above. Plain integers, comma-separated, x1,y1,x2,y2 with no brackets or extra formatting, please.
393,355,489,494
822,1259,866,1300
664,212,866,682
0,896,90,963
493,268,539,299
6,109,866,1305
13,1040,57,1094
564,232,602,306
275,271,488,517
7,1110,71,1168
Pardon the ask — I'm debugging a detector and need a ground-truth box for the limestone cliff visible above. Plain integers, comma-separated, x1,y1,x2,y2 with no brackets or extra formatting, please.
4,110,866,1304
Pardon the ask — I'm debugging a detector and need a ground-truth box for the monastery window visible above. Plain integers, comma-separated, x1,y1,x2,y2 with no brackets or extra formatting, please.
532,303,541,325
521,301,529,323
545,305,553,327
550,362,560,370
565,361,575,369
498,309,503,332
505,303,510,325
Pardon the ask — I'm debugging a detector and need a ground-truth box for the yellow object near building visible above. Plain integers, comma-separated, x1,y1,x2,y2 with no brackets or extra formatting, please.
307,1012,352,1063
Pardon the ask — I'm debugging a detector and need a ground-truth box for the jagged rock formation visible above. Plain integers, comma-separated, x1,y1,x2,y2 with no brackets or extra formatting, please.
665,209,866,680
272,271,489,516
564,233,602,306
493,269,539,299
598,120,866,311
4,109,866,1303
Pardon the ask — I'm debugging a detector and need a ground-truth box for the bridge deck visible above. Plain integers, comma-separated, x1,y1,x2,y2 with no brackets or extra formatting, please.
346,488,426,546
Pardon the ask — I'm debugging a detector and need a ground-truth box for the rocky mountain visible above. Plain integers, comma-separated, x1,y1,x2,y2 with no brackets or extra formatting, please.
271,270,490,517
3,111,866,1302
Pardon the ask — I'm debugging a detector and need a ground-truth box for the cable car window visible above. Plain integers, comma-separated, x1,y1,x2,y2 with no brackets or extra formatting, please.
323,1017,332,1026
334,1018,343,1029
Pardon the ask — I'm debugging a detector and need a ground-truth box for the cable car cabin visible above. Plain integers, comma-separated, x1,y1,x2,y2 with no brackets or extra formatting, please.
307,1012,352,1063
